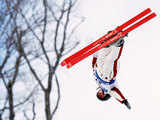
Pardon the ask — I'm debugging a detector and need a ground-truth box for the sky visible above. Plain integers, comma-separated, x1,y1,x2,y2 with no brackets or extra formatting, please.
56,0,160,120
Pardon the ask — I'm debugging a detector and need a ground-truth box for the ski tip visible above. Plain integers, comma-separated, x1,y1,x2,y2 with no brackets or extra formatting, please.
61,61,66,66
146,8,151,12
148,12,157,20
152,12,157,17
66,63,72,69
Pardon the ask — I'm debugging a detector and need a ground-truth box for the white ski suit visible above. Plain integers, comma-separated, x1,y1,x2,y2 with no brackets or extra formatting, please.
92,42,126,103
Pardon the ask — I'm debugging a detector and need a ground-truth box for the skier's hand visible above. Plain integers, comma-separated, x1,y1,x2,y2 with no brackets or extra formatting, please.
125,33,128,37
92,57,97,69
92,63,97,72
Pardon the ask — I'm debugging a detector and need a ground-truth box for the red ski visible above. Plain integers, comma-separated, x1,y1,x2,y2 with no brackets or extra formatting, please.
61,8,151,67
66,13,156,68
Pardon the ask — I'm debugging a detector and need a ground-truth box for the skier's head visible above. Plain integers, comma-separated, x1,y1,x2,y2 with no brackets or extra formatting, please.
96,89,111,101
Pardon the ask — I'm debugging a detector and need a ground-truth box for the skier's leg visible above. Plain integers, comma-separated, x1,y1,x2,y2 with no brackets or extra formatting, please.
110,87,125,103
110,87,131,109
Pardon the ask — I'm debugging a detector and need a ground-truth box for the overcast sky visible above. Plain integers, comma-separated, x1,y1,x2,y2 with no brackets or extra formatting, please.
56,0,160,120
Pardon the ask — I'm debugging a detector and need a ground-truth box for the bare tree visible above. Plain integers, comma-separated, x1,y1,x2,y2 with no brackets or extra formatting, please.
17,0,83,119
0,0,38,120
1,0,83,120
0,0,22,119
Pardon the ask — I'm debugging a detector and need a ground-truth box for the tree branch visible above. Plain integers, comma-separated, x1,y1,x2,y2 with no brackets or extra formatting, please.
53,2,66,57
17,32,46,91
41,0,48,43
32,100,36,120
51,74,61,119
60,0,73,54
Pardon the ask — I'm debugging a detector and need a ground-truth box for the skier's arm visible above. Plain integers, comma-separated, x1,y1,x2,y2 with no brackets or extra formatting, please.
92,53,98,68
92,57,97,68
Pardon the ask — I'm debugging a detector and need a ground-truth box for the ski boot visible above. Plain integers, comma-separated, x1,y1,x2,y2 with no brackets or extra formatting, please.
122,99,131,109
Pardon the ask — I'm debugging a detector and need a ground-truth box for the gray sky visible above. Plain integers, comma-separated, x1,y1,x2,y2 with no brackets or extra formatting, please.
57,0,160,120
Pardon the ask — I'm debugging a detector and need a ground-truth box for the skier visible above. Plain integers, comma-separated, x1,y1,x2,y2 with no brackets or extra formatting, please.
92,33,131,109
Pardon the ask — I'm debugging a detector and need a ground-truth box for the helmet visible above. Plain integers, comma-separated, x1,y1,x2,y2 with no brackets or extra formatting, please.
96,89,111,101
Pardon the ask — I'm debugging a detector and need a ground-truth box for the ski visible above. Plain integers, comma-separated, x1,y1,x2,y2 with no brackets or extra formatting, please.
66,12,156,68
61,8,151,67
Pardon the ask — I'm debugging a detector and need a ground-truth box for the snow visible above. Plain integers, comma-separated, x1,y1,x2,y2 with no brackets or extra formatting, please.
56,0,160,120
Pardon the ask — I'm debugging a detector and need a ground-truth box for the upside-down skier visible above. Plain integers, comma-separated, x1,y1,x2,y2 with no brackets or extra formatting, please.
92,33,131,109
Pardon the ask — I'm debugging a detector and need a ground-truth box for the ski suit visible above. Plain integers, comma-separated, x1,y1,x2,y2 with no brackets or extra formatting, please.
92,41,126,103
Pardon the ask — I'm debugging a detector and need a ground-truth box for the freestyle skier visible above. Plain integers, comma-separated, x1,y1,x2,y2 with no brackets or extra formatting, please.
92,33,131,109
60,8,156,110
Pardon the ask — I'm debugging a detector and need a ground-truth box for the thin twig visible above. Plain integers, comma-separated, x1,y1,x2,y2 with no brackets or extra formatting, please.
51,74,61,119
